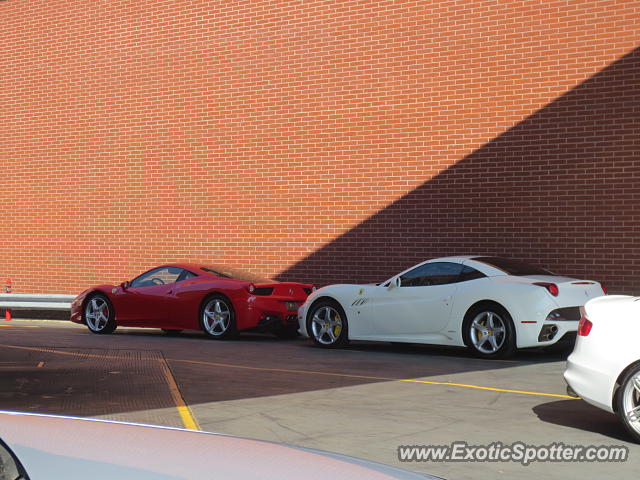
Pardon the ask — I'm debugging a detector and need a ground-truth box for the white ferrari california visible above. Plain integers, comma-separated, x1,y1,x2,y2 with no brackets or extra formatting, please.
564,295,640,442
298,256,606,358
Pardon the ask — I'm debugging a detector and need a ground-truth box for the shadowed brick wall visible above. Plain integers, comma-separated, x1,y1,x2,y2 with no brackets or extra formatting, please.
1,1,639,294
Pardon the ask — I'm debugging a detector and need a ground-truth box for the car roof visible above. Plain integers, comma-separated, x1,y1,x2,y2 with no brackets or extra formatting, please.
424,256,477,263
390,256,507,278
162,263,206,272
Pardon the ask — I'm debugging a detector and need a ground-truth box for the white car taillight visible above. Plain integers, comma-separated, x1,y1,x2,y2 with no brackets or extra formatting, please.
578,316,593,336
534,282,559,296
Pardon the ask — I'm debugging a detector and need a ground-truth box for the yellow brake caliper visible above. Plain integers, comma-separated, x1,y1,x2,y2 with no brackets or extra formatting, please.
478,319,486,341
333,313,342,337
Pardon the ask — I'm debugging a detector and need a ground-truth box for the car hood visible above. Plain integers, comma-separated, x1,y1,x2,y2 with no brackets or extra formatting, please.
0,412,439,480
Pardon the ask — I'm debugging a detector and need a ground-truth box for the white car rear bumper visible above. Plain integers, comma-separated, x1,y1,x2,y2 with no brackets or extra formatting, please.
515,320,578,349
564,350,616,413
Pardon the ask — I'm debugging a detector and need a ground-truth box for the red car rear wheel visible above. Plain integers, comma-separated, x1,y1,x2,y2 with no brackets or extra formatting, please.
200,294,238,340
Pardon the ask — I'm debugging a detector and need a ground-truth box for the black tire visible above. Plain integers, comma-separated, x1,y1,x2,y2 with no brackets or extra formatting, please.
162,329,183,336
615,364,640,443
274,325,299,340
199,294,238,340
306,299,348,348
462,303,516,359
84,294,117,334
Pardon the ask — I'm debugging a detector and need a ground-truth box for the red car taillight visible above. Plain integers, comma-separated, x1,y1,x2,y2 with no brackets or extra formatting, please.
534,282,559,296
246,284,274,295
578,316,593,336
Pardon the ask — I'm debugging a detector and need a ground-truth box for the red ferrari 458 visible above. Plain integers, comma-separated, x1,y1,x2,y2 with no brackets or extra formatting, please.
70,263,314,339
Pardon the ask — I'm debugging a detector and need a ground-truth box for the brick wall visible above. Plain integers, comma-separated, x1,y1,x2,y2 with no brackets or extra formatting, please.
1,1,639,294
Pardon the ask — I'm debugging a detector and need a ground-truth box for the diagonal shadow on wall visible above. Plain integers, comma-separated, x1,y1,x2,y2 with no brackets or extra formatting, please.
277,47,640,294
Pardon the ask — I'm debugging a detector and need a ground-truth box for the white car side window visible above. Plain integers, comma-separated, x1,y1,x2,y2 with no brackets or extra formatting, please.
399,262,464,287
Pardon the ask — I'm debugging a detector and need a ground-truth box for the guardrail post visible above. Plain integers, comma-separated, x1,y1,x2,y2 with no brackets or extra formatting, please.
5,279,11,321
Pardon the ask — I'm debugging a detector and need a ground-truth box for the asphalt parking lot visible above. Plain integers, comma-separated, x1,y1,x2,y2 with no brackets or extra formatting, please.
0,319,636,479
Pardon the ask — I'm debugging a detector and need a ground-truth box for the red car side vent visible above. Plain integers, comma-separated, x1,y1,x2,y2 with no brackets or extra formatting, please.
534,282,559,296
252,287,274,296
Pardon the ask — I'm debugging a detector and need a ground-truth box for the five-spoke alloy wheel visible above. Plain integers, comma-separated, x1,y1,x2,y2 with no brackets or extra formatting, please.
307,300,348,348
616,364,640,442
463,304,515,359
84,294,117,334
200,294,237,339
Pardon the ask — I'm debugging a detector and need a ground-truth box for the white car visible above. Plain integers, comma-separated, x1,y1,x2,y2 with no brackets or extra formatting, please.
298,256,605,358
564,295,640,442
0,411,438,479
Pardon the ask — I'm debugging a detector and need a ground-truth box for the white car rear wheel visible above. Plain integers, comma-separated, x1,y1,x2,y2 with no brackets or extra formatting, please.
463,304,516,359
616,365,640,443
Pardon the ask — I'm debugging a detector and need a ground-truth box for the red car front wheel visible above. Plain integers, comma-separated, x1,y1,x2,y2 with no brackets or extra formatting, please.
84,294,117,334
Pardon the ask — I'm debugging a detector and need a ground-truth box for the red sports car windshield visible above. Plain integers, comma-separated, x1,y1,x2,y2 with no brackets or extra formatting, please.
201,265,273,284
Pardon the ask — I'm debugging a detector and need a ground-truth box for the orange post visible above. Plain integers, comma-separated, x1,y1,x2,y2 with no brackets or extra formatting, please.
5,279,11,321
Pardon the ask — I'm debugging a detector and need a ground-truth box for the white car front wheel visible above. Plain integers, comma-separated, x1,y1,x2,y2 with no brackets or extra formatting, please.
307,300,348,348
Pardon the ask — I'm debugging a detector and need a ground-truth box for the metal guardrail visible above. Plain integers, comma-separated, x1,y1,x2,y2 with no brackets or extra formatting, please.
0,294,75,311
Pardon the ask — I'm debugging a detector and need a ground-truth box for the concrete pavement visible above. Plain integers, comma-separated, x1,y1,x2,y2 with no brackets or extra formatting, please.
0,319,636,479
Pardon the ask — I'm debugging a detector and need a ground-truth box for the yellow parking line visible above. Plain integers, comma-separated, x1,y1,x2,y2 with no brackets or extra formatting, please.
158,358,200,431
397,379,573,398
3,319,69,324
0,325,39,328
0,344,200,430
170,358,576,400
0,344,124,360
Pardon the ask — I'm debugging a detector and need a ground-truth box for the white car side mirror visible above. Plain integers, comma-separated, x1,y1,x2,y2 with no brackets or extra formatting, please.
388,277,401,290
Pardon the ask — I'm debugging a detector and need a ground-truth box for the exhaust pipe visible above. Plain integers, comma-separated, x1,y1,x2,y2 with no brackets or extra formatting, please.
538,324,559,342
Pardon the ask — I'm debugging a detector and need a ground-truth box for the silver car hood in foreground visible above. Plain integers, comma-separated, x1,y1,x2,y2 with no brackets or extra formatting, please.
0,411,440,480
